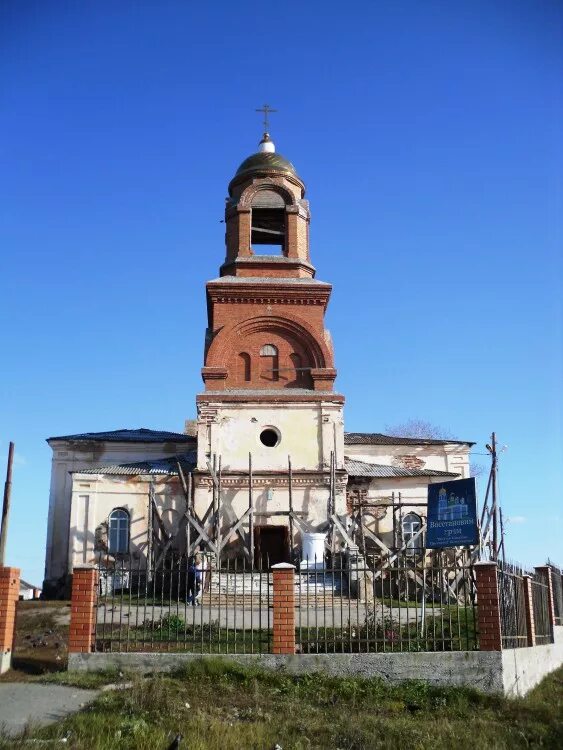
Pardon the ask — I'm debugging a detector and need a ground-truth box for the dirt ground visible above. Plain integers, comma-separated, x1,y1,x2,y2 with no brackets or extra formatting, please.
0,600,70,681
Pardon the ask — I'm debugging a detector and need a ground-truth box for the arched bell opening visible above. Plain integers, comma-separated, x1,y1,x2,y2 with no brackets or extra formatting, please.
250,189,288,256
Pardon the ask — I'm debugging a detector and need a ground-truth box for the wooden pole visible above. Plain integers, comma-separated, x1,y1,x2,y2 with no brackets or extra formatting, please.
479,468,493,527
248,453,254,566
147,482,153,576
330,450,337,560
212,453,217,529
187,470,193,513
491,432,498,561
288,455,294,563
392,492,397,551
217,456,222,563
187,471,193,556
359,503,367,556
186,510,192,558
332,449,336,516
332,424,338,515
0,442,14,566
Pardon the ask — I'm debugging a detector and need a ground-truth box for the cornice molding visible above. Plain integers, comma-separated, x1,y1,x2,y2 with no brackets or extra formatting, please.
194,470,347,490
196,392,345,404
207,284,332,307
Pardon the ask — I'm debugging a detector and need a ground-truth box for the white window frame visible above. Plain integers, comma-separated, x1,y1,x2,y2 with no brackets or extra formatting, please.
108,508,130,555
402,512,423,554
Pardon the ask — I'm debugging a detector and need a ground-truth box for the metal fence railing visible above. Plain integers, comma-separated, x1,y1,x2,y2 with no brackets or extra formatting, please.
91,552,559,655
295,550,477,653
547,561,563,627
94,550,478,654
531,570,553,645
96,555,272,654
497,562,528,649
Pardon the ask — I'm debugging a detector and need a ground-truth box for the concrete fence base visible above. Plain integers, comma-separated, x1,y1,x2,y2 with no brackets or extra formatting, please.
69,626,563,697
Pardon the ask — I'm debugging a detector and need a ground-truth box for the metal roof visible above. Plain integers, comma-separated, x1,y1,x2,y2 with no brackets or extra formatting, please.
344,457,459,479
20,580,40,590
48,428,195,444
76,452,196,477
235,151,297,178
344,432,474,447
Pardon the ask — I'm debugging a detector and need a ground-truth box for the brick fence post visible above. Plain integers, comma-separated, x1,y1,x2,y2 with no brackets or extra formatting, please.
474,561,502,651
522,574,536,647
0,566,20,674
271,563,296,655
68,566,98,654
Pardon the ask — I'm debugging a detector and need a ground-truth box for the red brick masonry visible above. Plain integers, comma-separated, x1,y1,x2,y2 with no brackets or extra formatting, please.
0,566,20,673
272,563,296,655
68,566,99,653
474,561,502,651
522,574,536,647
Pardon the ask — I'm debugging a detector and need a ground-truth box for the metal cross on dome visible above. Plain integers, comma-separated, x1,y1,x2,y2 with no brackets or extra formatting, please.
255,104,277,133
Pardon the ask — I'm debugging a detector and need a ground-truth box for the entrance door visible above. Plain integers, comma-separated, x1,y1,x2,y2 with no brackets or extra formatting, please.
254,525,289,568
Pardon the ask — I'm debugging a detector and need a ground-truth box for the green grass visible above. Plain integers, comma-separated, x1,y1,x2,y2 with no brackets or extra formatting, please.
1,661,561,749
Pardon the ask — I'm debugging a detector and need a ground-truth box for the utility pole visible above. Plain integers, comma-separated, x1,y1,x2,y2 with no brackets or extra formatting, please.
0,442,14,565
490,432,498,561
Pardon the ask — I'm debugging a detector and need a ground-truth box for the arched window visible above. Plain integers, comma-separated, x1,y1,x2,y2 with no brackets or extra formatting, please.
402,512,423,554
260,344,278,356
260,344,279,382
238,352,251,382
108,508,130,554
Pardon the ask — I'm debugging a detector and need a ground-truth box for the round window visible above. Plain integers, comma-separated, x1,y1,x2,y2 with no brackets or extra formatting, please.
260,428,280,447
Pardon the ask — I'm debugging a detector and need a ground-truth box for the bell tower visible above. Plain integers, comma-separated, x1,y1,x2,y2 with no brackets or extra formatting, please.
194,128,346,561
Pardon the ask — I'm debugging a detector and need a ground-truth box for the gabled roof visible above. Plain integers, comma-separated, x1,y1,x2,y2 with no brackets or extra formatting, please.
48,428,195,444
344,432,474,447
20,579,40,590
344,457,459,479
75,452,197,477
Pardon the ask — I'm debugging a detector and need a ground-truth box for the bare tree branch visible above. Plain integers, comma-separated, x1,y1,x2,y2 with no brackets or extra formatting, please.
385,419,483,478
384,419,457,441
470,462,485,479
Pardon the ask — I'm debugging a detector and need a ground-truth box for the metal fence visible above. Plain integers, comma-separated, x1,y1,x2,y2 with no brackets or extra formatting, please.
96,555,271,654
94,550,477,654
531,570,553,645
296,551,477,653
547,561,563,627
497,562,528,649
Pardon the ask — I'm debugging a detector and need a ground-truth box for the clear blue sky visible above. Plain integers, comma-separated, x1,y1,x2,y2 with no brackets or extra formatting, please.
1,1,561,586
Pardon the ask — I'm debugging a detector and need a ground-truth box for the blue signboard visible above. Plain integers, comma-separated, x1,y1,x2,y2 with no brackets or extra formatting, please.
426,478,478,549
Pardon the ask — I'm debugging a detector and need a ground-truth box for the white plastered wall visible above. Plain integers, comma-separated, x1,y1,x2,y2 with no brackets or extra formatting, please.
344,442,471,477
197,400,345,473
67,474,186,571
44,440,191,584
194,398,346,545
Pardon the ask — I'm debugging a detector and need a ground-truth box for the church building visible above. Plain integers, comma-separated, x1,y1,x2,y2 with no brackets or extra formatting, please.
43,130,472,596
